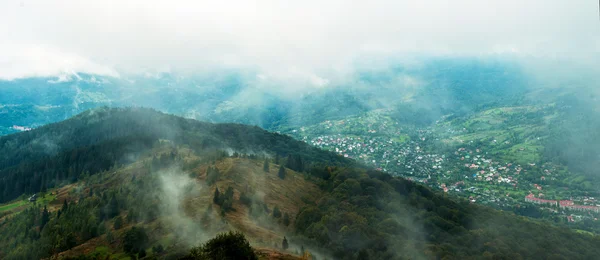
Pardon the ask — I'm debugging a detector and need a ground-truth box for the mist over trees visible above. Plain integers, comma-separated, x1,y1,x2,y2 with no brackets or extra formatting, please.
0,107,353,204
184,232,258,260
1,108,600,259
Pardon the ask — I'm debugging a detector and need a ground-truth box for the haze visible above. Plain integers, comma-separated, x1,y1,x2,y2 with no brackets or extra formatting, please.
1,0,599,81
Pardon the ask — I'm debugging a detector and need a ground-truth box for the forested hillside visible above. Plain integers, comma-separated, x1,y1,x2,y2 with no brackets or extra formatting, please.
1,109,600,259
0,107,352,203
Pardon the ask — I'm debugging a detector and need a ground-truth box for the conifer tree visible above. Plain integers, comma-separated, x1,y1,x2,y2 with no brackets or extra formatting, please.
282,236,289,250
286,154,293,169
273,206,282,218
62,199,69,212
114,216,124,230
108,194,119,218
213,187,221,204
278,165,286,179
263,159,270,172
40,205,50,230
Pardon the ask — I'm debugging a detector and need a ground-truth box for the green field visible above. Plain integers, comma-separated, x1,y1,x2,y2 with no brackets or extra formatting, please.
0,200,27,213
0,193,57,213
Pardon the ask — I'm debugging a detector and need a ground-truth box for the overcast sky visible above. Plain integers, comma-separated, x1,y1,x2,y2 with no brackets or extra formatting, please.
0,0,599,80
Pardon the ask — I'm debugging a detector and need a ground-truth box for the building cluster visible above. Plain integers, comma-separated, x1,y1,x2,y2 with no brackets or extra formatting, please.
524,194,600,213
525,193,557,206
293,114,599,224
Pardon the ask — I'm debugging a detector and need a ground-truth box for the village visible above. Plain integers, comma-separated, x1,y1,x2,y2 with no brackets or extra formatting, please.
288,112,600,226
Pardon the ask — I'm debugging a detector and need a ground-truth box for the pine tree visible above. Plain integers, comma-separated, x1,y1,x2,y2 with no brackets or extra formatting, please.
275,154,280,165
62,199,69,212
263,159,270,172
283,212,290,226
106,229,114,243
357,249,369,260
40,205,50,230
206,166,220,185
114,216,124,230
138,249,147,258
273,206,282,218
286,154,293,169
278,165,286,180
108,194,119,218
295,155,304,172
213,187,221,205
40,174,47,192
282,236,289,250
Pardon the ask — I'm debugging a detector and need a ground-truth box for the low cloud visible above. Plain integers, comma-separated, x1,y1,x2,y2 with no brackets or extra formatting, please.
0,0,598,80
0,45,119,80
158,168,212,247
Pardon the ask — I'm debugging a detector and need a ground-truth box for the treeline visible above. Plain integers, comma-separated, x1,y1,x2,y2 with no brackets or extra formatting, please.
0,107,353,204
0,151,184,259
294,166,600,259
0,135,155,203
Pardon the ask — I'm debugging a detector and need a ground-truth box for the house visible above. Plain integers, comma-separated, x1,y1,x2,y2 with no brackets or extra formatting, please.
525,193,557,206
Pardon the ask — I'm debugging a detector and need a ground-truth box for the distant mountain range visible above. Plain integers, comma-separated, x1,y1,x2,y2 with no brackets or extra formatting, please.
0,57,537,135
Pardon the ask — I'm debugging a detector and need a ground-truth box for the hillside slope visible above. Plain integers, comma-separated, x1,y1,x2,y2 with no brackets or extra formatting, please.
1,109,600,259
0,107,352,204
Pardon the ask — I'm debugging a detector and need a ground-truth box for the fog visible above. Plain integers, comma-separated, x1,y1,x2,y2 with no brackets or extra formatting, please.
1,0,598,82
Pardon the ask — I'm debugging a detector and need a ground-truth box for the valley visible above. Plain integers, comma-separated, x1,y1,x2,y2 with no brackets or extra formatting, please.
284,104,600,233
1,108,600,259
287,104,600,232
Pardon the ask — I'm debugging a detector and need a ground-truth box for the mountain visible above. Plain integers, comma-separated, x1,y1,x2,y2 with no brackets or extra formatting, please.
0,107,351,203
1,108,600,259
0,57,532,135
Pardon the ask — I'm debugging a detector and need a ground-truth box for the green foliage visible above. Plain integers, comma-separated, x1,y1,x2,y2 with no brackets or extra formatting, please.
205,166,220,186
184,231,258,260
263,159,269,172
294,168,600,259
40,205,49,230
113,216,123,230
282,236,289,250
0,107,352,204
278,165,286,180
123,226,149,255
272,206,282,218
239,192,252,207
213,187,220,204
106,194,119,219
4,107,600,259
213,187,235,213
283,212,290,226
285,154,305,172
152,244,164,254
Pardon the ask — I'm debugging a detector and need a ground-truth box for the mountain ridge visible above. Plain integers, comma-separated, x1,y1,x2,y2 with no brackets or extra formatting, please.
2,109,600,259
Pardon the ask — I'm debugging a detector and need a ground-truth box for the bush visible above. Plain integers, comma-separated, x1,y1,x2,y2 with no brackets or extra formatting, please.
185,231,258,260
273,206,282,218
123,226,149,255
152,244,164,254
113,216,123,230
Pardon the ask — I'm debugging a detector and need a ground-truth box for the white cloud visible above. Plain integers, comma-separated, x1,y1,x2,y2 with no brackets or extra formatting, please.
0,0,598,80
0,44,119,80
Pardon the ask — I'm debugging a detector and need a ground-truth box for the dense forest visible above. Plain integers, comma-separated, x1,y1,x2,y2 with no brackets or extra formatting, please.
0,107,352,203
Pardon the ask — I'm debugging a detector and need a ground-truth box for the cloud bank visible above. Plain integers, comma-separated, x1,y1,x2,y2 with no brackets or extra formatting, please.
1,0,599,80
